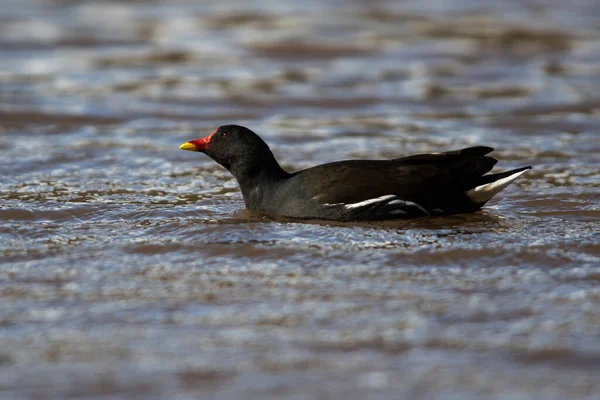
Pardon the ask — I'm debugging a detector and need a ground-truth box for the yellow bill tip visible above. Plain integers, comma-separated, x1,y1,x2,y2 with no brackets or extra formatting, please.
179,142,197,151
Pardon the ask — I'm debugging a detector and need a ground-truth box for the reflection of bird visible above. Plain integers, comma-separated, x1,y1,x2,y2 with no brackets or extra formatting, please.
180,125,531,220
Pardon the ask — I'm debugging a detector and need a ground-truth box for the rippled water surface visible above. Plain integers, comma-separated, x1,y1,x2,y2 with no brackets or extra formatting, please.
1,1,600,399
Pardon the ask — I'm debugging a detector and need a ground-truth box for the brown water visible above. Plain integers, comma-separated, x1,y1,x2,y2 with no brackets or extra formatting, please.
1,1,600,399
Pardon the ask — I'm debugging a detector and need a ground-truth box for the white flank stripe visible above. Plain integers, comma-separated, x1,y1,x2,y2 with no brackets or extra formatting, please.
344,195,397,209
466,169,529,203
406,200,429,215
388,199,429,215
389,209,408,215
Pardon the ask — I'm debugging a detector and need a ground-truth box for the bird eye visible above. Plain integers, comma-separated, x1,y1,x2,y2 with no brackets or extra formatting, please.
221,131,230,138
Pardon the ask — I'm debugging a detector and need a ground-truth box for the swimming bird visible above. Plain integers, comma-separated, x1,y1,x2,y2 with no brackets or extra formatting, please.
179,125,531,220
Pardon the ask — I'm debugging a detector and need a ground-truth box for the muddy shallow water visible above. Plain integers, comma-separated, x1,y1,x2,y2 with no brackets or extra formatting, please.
1,1,600,399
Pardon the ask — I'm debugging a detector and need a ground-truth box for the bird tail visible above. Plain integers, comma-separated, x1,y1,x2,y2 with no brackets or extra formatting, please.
466,166,531,204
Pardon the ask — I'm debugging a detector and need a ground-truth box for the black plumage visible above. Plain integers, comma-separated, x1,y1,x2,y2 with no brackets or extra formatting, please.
180,125,531,220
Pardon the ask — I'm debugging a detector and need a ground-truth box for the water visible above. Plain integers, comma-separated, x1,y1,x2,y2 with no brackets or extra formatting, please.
1,1,599,399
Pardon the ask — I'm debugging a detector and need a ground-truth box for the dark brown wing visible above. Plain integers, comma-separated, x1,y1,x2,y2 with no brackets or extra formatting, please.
292,146,497,211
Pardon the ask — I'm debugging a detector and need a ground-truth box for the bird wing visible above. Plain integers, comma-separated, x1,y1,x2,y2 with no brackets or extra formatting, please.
295,146,498,211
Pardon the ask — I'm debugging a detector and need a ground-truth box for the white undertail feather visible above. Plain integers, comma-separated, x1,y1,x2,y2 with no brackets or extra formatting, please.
466,169,529,203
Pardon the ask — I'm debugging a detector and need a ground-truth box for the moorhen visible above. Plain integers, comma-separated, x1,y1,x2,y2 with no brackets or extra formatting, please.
180,125,531,220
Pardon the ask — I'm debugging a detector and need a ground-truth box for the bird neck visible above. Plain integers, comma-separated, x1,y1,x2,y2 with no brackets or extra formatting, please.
230,154,289,211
